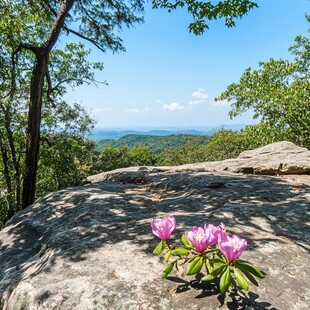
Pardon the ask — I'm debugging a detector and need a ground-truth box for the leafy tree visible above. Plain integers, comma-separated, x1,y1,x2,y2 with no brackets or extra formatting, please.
0,0,144,208
158,130,251,165
91,146,132,173
0,0,258,209
203,129,251,161
152,0,258,34
158,141,208,165
128,147,158,166
216,25,310,148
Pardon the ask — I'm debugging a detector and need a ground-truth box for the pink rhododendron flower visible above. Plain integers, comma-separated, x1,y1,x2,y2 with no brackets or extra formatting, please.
218,234,247,263
218,222,226,235
204,223,227,245
151,215,176,241
185,226,213,253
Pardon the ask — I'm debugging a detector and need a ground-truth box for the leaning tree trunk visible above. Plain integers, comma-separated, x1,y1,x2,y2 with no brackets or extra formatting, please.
22,53,48,208
21,0,75,208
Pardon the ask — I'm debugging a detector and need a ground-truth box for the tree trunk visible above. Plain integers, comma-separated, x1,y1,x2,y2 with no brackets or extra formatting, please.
21,0,74,208
0,134,15,217
22,53,48,208
3,106,21,209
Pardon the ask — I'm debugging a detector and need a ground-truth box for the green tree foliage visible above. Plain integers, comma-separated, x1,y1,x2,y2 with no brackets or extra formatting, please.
203,130,251,161
91,146,157,174
157,130,251,165
216,29,310,148
158,141,207,165
96,134,209,153
0,0,144,208
152,0,258,34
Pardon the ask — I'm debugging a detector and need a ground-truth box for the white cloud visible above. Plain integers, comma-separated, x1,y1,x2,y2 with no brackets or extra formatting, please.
155,99,162,104
188,99,206,106
187,88,209,106
163,102,184,111
212,99,230,106
191,88,208,100
126,107,153,113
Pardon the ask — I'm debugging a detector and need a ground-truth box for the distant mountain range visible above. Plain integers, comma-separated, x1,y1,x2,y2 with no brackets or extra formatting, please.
90,124,246,140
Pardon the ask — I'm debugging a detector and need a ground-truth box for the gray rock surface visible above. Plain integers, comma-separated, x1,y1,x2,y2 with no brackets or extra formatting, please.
0,141,309,309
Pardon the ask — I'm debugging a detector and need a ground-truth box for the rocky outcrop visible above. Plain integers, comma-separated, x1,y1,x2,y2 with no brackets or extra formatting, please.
0,141,309,309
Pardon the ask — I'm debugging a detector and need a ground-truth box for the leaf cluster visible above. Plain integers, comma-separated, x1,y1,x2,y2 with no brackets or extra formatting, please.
216,32,310,148
153,234,264,293
152,0,258,34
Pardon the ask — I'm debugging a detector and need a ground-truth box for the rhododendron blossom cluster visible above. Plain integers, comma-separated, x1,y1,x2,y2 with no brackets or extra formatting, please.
151,215,264,293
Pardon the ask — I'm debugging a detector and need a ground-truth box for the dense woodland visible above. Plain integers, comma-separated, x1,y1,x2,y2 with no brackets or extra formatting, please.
0,1,309,228
95,134,210,153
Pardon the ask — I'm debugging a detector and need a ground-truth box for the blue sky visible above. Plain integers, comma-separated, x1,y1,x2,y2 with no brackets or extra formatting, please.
65,0,309,129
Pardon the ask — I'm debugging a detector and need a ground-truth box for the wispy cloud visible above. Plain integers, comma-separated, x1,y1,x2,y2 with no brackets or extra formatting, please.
126,107,153,113
188,88,208,105
155,99,162,104
212,98,230,106
93,107,112,112
188,99,206,106
191,88,208,100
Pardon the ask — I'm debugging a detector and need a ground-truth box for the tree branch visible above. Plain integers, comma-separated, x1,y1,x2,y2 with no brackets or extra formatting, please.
44,0,75,52
62,26,106,53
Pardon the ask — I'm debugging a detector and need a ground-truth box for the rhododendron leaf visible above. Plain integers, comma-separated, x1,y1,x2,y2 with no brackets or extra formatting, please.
181,234,192,247
211,265,227,278
153,240,166,255
205,258,214,274
234,260,264,278
219,266,233,292
187,255,198,263
171,247,190,256
162,262,175,278
213,257,226,264
230,277,237,289
165,250,171,262
213,258,226,268
201,274,216,282
240,268,259,287
187,256,203,275
234,268,249,291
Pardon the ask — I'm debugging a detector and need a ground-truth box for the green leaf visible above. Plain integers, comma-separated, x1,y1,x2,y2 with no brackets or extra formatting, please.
181,234,192,247
212,265,227,278
161,262,175,278
171,247,190,256
240,268,259,287
219,266,233,292
202,263,228,281
205,258,214,274
234,268,249,291
187,256,203,275
201,274,216,282
187,255,198,263
153,240,166,255
234,260,264,278
165,250,171,262
213,257,226,264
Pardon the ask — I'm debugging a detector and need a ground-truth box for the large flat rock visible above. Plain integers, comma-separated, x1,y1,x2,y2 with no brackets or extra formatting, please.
0,141,309,309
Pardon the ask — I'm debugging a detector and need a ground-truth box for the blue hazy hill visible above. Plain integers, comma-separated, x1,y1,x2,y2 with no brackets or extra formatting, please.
91,124,246,140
